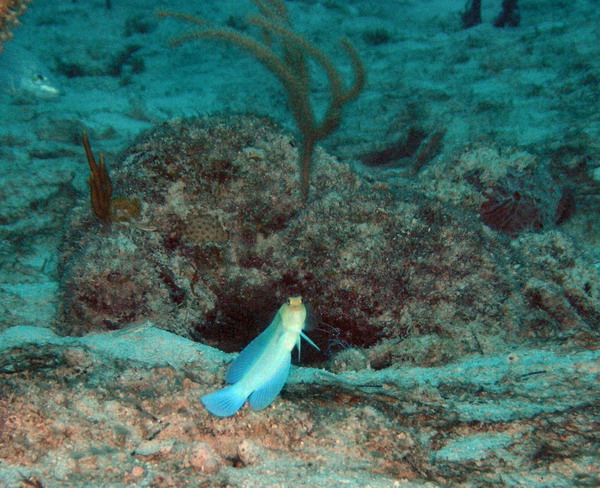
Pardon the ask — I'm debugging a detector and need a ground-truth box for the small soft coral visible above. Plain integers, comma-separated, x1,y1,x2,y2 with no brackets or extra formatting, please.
0,0,31,50
83,132,141,223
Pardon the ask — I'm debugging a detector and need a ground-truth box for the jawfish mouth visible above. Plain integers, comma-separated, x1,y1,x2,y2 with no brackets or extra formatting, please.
287,296,304,312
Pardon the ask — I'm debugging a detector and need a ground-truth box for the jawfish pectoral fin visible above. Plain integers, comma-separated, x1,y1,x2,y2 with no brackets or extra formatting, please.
296,334,301,361
248,353,291,411
300,330,320,351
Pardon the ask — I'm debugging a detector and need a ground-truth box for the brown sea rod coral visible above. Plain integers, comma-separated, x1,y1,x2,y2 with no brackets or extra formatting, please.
158,0,365,203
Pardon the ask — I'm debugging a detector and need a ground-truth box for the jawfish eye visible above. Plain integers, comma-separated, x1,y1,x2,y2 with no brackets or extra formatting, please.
32,73,47,84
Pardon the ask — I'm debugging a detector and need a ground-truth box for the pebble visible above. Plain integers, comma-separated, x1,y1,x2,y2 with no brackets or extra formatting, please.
238,440,265,466
189,442,220,474
134,439,174,456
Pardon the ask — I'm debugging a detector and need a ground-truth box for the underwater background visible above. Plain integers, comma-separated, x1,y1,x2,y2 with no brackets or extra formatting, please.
0,0,599,486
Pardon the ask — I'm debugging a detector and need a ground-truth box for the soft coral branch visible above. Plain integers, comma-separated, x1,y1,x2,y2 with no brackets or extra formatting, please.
83,131,113,222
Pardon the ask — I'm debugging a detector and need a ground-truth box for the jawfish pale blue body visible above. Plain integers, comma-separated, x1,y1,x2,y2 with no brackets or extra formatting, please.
201,296,319,417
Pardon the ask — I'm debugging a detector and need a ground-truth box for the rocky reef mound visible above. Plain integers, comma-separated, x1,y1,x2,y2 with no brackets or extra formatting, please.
57,114,599,368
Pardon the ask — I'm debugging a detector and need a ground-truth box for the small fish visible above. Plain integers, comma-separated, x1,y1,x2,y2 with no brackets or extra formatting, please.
0,43,60,99
201,296,319,417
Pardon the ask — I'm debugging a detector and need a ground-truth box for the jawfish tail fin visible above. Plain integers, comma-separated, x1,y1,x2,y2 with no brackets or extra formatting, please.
201,385,247,417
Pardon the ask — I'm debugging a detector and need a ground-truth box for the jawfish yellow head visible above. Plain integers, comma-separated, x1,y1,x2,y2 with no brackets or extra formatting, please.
280,296,307,334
